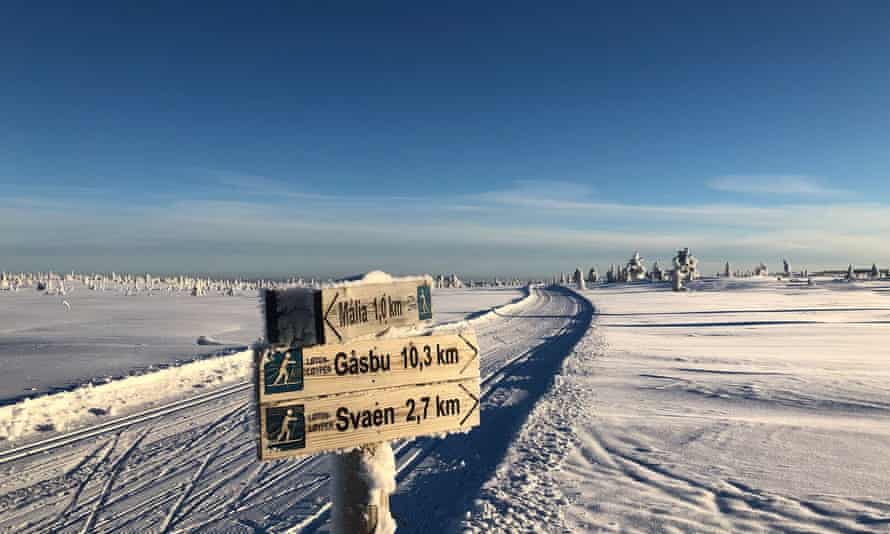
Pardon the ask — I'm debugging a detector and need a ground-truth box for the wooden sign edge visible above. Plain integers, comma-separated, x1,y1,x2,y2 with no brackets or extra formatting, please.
256,377,481,461
255,330,480,403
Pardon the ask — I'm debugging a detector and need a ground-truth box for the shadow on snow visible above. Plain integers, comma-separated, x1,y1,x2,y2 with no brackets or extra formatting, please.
388,286,594,533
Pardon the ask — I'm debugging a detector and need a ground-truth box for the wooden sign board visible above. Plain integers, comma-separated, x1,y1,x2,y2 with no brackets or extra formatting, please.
258,378,480,460
256,331,479,403
263,280,433,347
319,280,432,344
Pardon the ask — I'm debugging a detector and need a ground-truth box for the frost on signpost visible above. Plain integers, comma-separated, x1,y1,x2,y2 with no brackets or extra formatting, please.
334,443,397,534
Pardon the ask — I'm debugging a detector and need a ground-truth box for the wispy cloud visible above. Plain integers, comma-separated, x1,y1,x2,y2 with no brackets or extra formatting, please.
482,180,597,201
707,175,851,197
2,179,888,276
206,169,335,200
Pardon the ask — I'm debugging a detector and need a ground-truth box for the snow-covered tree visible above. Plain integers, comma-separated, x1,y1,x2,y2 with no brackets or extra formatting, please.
573,267,585,290
650,261,664,281
671,247,699,291
626,251,646,281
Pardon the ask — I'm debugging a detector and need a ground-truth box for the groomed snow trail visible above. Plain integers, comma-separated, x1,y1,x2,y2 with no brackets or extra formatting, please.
0,286,586,533
464,280,890,534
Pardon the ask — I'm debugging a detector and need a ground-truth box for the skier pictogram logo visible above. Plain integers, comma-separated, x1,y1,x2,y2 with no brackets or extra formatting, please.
417,285,432,320
266,404,306,450
263,349,304,395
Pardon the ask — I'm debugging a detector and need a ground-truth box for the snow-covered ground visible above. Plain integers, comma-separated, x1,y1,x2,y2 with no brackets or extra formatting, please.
430,286,527,324
464,278,890,533
0,287,261,402
2,279,889,533
0,284,552,533
0,285,528,446
0,285,523,403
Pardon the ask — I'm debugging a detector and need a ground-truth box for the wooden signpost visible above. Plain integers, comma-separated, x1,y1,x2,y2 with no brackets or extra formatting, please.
254,276,481,533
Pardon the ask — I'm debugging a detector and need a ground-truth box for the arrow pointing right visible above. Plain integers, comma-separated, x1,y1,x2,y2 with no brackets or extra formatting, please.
459,382,480,426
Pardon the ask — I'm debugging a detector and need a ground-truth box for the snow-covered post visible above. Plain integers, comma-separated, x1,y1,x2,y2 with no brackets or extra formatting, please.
258,275,479,534
333,443,397,534
573,267,585,290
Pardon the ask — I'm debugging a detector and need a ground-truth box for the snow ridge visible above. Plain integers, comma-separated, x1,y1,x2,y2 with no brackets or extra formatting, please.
0,349,252,445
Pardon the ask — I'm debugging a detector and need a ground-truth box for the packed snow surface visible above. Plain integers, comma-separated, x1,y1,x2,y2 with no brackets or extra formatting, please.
2,279,888,533
0,284,556,533
0,285,524,446
463,278,890,533
0,287,260,402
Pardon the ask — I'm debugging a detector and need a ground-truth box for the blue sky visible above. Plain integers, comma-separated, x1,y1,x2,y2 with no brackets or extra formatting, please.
2,1,889,278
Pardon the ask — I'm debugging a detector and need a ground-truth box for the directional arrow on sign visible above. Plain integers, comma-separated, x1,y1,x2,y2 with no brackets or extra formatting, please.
262,280,433,348
318,280,432,345
323,292,342,342
256,330,481,403
258,377,481,460
458,382,480,426
458,332,479,375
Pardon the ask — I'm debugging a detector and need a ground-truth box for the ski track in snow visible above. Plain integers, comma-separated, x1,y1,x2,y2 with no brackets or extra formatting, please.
6,280,889,533
0,286,578,533
463,279,890,534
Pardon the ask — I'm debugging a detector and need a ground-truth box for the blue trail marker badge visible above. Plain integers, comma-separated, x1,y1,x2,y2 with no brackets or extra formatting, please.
417,284,432,320
264,404,306,452
262,348,304,395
